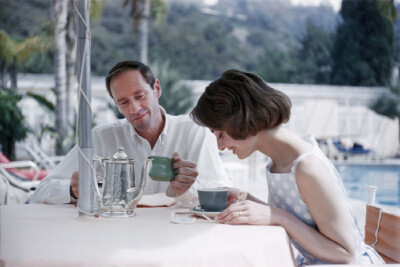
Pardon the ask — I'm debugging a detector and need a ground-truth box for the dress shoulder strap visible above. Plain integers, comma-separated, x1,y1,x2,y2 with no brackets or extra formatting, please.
291,145,319,173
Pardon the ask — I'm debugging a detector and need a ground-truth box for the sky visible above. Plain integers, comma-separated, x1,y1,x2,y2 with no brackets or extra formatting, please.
203,0,341,11
290,0,341,11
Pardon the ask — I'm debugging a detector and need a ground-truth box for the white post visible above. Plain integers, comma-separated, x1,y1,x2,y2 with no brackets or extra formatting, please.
76,0,94,216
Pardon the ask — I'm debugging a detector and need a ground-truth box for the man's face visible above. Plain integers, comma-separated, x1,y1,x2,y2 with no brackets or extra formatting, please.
110,70,162,133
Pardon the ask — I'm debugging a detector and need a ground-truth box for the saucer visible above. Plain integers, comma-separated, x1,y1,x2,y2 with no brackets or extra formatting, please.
189,206,221,219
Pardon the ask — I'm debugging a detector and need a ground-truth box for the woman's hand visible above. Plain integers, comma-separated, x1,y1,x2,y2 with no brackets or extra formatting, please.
224,187,248,206
215,200,274,225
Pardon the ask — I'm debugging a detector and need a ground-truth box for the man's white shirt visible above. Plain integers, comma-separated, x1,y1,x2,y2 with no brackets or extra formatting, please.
30,111,232,204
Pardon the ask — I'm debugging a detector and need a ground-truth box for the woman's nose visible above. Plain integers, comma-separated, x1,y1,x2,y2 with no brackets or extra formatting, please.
217,140,226,151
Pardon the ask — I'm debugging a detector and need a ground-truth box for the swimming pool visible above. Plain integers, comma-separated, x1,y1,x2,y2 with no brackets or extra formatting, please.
335,164,400,207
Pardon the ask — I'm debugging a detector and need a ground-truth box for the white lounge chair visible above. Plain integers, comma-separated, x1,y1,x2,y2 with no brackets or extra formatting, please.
0,161,40,204
25,137,64,170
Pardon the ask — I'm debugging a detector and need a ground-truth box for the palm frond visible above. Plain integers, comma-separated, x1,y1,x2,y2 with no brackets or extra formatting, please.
152,60,193,115
26,92,55,112
16,36,52,61
0,30,16,61
0,30,52,64
90,0,104,20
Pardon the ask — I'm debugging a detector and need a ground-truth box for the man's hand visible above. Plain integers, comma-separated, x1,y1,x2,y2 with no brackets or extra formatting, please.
70,172,79,202
167,152,198,197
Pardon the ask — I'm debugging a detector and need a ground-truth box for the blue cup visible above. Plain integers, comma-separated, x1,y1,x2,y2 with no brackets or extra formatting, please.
197,188,228,212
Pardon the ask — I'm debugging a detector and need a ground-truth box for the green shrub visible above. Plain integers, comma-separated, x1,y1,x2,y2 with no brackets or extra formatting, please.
0,88,29,159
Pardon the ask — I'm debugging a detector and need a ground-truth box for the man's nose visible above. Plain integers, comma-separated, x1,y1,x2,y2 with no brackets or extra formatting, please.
129,101,140,113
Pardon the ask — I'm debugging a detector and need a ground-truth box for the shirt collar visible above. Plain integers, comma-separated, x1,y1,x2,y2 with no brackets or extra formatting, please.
159,107,169,146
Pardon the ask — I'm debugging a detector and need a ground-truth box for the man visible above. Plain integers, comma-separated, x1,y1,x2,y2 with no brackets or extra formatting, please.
30,61,231,204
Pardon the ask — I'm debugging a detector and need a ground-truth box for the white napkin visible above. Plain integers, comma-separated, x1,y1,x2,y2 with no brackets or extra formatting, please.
137,193,177,207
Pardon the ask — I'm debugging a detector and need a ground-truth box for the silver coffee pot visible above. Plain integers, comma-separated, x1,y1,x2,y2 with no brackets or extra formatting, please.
93,147,152,217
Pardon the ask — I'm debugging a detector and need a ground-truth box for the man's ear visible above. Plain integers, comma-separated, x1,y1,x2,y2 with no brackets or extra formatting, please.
154,79,162,98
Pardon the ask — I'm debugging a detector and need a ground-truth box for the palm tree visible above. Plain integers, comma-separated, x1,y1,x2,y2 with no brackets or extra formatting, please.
124,0,167,64
52,0,68,155
124,0,151,64
66,0,78,131
0,29,50,159
0,30,51,91
49,0,104,155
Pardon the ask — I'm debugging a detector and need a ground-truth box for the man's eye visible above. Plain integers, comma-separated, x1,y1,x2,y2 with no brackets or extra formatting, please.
136,94,145,99
119,102,127,106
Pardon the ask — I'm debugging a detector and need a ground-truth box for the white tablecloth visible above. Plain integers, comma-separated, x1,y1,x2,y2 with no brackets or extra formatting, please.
0,203,295,267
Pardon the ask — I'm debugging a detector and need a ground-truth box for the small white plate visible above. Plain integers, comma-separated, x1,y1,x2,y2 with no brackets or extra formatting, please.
189,207,221,219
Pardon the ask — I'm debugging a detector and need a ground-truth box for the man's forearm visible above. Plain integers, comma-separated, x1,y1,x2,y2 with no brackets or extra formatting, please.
29,177,71,204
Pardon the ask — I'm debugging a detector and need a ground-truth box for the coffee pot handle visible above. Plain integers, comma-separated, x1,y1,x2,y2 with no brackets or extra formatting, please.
92,156,106,201
93,155,104,163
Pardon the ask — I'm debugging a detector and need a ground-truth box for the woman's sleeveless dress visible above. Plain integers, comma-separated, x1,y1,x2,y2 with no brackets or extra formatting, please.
266,134,384,265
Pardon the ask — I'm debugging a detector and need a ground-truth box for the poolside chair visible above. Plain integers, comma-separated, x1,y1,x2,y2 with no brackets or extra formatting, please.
0,161,41,204
25,136,64,170
364,186,400,263
0,152,49,180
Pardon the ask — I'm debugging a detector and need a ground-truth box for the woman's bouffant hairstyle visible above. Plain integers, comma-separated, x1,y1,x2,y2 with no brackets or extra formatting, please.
105,60,156,98
190,69,292,140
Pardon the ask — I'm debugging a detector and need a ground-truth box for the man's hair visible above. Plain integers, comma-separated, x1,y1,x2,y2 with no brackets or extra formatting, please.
190,69,292,140
105,60,156,98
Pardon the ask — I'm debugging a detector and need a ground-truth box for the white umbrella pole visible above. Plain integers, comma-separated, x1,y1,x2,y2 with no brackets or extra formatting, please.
76,0,94,216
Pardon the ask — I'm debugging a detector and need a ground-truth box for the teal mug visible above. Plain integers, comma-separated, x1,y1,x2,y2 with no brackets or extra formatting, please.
197,188,229,212
148,156,177,181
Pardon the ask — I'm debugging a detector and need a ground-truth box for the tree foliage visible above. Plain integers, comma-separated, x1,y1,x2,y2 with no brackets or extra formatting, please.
0,89,29,159
0,0,339,82
370,89,400,119
331,0,394,86
291,19,335,84
256,46,295,83
377,0,398,22
152,60,193,115
0,30,52,90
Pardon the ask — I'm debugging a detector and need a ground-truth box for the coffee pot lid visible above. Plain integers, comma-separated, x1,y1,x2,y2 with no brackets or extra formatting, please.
113,147,129,159
109,147,134,163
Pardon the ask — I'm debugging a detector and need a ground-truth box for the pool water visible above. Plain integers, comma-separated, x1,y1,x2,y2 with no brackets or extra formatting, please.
335,164,400,207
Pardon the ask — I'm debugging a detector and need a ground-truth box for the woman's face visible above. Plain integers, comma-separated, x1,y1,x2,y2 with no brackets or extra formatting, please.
210,129,257,159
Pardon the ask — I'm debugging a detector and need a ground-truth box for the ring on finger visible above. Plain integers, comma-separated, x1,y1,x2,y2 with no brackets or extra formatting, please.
239,211,242,216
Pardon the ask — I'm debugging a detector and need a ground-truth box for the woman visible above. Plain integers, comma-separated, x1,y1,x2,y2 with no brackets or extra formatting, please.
190,70,383,265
